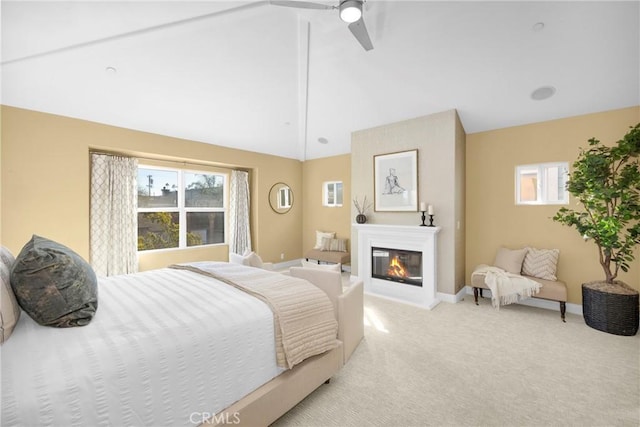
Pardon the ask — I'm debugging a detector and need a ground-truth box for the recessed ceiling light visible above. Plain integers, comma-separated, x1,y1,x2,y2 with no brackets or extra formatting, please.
532,22,545,32
105,66,117,74
318,137,329,144
531,86,556,101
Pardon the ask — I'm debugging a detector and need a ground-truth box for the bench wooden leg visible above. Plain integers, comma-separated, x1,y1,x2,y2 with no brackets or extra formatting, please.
473,287,479,305
560,302,566,322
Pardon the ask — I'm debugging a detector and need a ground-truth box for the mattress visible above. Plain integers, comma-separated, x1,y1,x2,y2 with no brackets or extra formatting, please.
1,268,284,427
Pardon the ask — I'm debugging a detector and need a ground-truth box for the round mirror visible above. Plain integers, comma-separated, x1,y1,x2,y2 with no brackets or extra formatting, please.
269,182,294,214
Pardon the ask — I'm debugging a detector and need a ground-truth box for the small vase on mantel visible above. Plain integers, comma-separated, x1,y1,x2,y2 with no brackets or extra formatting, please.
353,195,372,225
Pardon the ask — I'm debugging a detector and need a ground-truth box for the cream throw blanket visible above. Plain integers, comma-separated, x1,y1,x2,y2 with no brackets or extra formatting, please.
472,264,542,309
170,262,338,369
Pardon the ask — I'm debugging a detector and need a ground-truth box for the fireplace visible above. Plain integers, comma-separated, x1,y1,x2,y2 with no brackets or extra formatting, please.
371,247,422,287
354,224,441,309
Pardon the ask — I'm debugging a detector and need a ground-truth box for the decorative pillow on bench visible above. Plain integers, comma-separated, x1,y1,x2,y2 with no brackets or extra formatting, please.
314,231,336,249
320,237,347,252
522,247,559,281
493,247,527,274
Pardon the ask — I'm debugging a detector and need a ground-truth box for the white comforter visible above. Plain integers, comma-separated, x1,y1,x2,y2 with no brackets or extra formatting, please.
1,268,284,427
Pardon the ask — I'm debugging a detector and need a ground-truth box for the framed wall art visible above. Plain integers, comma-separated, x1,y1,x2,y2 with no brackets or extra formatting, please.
374,149,418,212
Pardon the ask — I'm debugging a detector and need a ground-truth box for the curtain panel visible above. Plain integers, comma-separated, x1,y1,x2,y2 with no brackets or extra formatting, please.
229,170,252,254
90,153,138,276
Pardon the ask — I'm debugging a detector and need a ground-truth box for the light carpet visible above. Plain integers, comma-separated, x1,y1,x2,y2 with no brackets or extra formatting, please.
272,292,640,427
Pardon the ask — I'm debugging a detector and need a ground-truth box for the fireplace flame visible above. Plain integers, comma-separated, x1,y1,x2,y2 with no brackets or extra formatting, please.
387,256,409,278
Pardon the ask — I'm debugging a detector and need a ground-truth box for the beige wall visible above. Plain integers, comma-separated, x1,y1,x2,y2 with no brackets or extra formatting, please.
466,106,640,304
351,110,466,296
301,154,351,255
4,104,638,305
1,106,303,270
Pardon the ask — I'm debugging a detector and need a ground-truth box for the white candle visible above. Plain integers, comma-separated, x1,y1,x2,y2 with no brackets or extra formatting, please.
428,205,434,215
419,202,426,212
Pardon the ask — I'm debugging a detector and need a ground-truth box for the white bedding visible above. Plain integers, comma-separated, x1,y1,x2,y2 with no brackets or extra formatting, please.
1,267,284,427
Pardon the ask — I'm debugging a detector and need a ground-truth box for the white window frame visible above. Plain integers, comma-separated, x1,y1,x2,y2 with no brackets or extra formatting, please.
137,165,227,251
278,186,292,209
323,181,343,207
515,162,569,205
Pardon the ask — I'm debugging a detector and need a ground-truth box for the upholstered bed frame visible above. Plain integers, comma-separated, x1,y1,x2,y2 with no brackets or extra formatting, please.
211,268,364,427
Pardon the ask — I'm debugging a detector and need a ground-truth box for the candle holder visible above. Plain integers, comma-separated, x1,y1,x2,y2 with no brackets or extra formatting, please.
420,210,427,226
428,214,435,227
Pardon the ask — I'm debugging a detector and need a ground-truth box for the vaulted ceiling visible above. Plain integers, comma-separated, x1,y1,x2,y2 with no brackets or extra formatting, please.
2,1,638,160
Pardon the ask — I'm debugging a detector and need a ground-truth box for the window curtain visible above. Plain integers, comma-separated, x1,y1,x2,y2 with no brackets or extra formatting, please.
229,170,252,254
90,153,138,276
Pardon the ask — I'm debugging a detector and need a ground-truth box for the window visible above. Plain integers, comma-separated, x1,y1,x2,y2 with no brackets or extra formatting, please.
323,181,343,207
515,162,569,205
278,186,292,209
137,166,226,251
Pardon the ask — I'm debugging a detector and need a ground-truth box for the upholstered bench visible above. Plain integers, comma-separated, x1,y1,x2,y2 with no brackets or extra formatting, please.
471,246,568,321
471,272,567,321
305,249,350,271
306,232,350,271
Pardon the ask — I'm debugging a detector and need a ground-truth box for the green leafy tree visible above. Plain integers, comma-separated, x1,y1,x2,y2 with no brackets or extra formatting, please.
138,212,202,250
553,123,640,284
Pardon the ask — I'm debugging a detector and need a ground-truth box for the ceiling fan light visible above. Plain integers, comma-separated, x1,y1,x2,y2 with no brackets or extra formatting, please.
339,0,362,23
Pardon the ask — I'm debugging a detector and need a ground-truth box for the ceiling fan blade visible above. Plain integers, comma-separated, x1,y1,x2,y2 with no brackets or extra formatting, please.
348,18,374,51
270,0,335,10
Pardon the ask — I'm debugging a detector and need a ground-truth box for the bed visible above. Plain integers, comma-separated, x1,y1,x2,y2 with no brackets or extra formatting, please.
1,244,364,427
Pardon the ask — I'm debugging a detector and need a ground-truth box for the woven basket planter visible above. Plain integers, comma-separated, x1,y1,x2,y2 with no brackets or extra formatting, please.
582,282,639,336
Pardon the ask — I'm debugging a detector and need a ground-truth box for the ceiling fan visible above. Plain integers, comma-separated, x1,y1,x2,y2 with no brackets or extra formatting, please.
270,0,373,51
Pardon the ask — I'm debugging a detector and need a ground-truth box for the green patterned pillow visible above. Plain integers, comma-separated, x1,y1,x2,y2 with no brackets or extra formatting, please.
11,235,98,327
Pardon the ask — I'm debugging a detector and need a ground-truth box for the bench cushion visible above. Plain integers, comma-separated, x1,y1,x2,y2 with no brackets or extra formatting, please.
472,271,567,302
305,249,350,265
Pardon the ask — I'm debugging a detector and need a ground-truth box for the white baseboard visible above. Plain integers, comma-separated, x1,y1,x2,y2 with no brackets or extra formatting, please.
463,285,583,316
437,287,467,304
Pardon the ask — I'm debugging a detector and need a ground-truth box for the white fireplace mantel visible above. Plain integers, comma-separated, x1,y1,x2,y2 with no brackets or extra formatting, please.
354,224,441,309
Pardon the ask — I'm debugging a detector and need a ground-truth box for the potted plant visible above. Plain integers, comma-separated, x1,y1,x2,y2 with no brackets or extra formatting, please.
553,123,640,336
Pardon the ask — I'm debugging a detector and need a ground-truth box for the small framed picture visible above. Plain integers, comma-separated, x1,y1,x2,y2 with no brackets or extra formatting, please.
374,149,418,212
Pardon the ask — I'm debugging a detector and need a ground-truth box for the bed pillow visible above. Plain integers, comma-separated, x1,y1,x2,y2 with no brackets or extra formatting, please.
1,246,21,344
522,247,560,281
320,237,347,252
245,251,264,268
314,231,336,249
493,247,527,274
301,259,342,273
11,235,98,328
230,251,265,268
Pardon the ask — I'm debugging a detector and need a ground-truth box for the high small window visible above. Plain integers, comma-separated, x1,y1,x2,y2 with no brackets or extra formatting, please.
323,181,343,207
137,166,226,251
515,162,569,205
